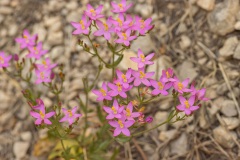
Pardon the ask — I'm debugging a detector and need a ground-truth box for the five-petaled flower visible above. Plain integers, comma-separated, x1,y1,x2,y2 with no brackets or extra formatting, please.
109,117,135,136
132,68,154,86
71,14,92,35
150,79,172,96
190,84,209,101
123,102,140,121
115,69,134,89
108,81,130,98
130,49,154,68
85,4,104,20
134,17,153,35
35,58,57,71
15,30,37,49
176,96,199,115
27,42,48,59
103,100,124,119
30,109,55,125
59,106,82,125
115,29,136,46
172,77,191,94
94,19,114,40
35,69,52,84
111,0,133,13
92,82,112,101
0,51,12,68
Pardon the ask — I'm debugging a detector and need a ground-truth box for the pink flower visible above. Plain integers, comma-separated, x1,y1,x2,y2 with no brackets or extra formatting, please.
134,17,153,35
59,106,82,125
30,109,55,125
35,58,57,71
115,29,136,46
94,19,114,40
115,69,134,89
132,68,154,86
0,51,12,68
27,42,48,59
92,82,112,101
109,117,135,136
190,84,209,101
108,82,128,98
145,116,153,123
160,68,174,83
71,14,92,35
15,30,37,49
150,79,172,96
103,100,124,119
176,96,199,115
85,4,104,20
172,77,191,94
111,0,133,13
125,15,135,30
35,69,52,84
123,102,140,121
32,99,45,111
130,49,154,68
110,14,131,32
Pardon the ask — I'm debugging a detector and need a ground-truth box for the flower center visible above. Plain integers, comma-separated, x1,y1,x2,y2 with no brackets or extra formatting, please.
116,82,122,91
111,106,117,114
100,88,106,96
23,35,28,39
121,74,127,82
34,47,39,54
166,71,170,78
117,18,123,26
0,56,4,64
139,71,146,79
68,110,73,117
139,19,145,29
118,120,124,128
184,101,190,108
103,23,109,31
39,111,45,119
118,3,123,10
158,82,163,90
126,108,131,117
90,9,96,16
79,20,85,29
178,82,183,90
40,72,45,79
140,54,145,62
122,32,127,40
42,60,47,67
129,21,134,27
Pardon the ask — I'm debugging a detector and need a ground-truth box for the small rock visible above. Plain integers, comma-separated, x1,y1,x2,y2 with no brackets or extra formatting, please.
199,108,210,129
170,133,188,155
227,88,240,99
219,36,238,57
208,0,239,36
0,6,12,14
216,83,228,95
213,126,236,148
198,57,208,65
8,23,17,36
13,141,30,159
0,15,4,24
49,21,62,32
154,111,168,131
51,46,65,60
16,106,28,120
178,61,198,82
47,31,63,46
33,24,47,41
197,0,215,11
233,43,240,60
44,16,60,27
119,50,138,70
234,21,240,30
222,117,240,130
21,132,32,142
179,35,191,50
0,0,10,5
176,23,187,34
220,100,237,117
131,35,154,54
159,129,177,141
66,1,78,11
135,4,153,18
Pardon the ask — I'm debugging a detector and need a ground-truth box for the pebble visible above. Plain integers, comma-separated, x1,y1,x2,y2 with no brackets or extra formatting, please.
66,1,78,11
20,132,32,142
234,21,240,30
13,141,30,159
0,0,10,5
213,126,236,148
154,111,168,131
170,133,188,155
47,31,63,46
51,46,65,60
219,36,238,57
131,35,155,54
233,43,240,60
8,24,17,36
179,35,191,50
220,100,237,117
0,6,12,14
222,117,240,130
134,4,153,18
197,0,215,11
119,50,138,70
178,61,198,82
159,129,177,141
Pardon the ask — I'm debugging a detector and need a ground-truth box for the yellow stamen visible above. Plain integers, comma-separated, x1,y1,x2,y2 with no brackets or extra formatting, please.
118,3,123,10
79,20,85,29
129,21,133,27
121,74,127,82
100,88,106,96
122,32,127,40
140,54,145,62
103,23,109,31
116,82,122,91
42,60,47,67
34,47,38,54
118,120,124,128
139,71,146,79
178,82,183,90
184,101,190,108
139,19,145,29
138,107,145,112
68,110,73,117
90,9,96,16
111,106,117,114
117,18,123,26
40,72,44,79
23,35,28,39
166,71,170,78
0,56,4,64
39,111,45,119
126,108,131,117
158,82,163,90
132,100,138,106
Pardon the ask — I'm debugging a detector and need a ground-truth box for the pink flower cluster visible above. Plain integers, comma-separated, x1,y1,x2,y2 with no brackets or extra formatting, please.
92,49,209,137
71,0,153,46
15,30,57,84
0,51,12,68
30,99,82,125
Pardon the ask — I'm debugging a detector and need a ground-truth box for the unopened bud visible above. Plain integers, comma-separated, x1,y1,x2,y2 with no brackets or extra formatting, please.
50,72,55,80
13,54,19,61
145,116,153,123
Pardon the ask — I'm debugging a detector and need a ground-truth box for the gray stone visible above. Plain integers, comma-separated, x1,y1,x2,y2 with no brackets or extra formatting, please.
47,31,63,46
219,36,238,57
0,7,12,14
222,117,240,130
66,1,78,11
178,61,198,82
220,100,237,117
131,35,155,54
154,111,168,131
13,141,30,159
213,126,236,148
233,43,240,60
51,46,65,60
20,132,32,142
179,35,191,50
197,0,215,11
170,133,188,155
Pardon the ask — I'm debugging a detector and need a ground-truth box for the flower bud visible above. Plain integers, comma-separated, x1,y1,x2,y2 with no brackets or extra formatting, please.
145,116,153,123
13,54,19,61
50,72,55,80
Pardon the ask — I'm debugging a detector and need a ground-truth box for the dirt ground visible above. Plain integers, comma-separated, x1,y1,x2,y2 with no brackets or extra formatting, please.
0,0,240,159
